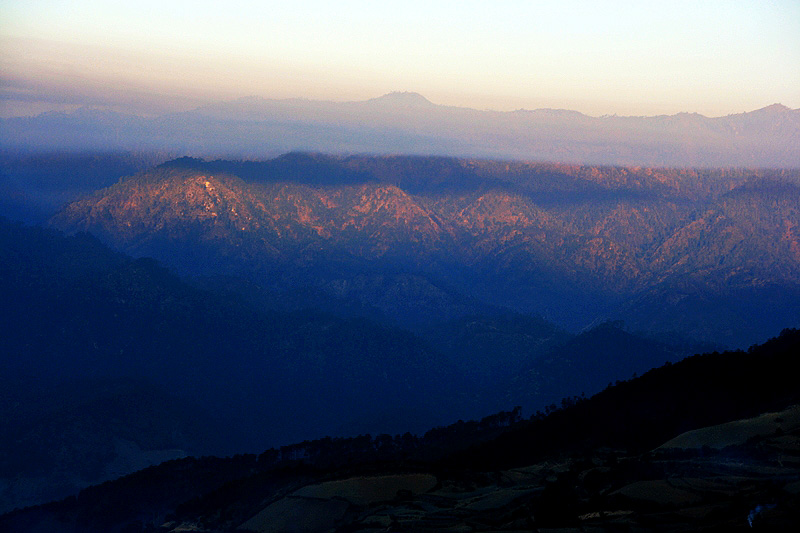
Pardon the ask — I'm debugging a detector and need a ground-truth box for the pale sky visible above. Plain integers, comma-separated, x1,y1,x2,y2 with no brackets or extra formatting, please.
1,0,799,117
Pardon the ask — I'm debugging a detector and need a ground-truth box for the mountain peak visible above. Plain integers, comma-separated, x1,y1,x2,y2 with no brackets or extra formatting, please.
367,92,435,107
753,103,791,114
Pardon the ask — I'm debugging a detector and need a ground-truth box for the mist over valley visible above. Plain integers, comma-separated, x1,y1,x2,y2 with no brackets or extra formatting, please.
2,4,800,527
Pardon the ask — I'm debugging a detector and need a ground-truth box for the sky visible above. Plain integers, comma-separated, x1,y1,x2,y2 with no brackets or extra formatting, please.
1,0,799,118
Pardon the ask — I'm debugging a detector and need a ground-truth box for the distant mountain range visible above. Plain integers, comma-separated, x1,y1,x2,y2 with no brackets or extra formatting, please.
50,154,800,346
2,92,799,167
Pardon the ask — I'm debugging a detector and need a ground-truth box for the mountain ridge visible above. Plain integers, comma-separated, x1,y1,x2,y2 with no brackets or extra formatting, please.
4,95,798,167
49,154,800,346
16,93,797,120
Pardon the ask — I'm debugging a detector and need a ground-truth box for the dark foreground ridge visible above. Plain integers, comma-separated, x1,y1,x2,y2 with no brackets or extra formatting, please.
3,328,799,532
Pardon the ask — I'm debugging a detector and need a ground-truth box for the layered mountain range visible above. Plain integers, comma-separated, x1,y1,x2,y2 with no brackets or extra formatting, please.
4,104,800,528
3,93,799,167
51,154,800,346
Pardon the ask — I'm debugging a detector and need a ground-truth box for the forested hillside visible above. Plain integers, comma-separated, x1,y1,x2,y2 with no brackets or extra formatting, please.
50,154,800,345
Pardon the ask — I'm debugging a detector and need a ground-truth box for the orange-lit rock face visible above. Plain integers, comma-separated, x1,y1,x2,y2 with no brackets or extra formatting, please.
51,157,800,294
